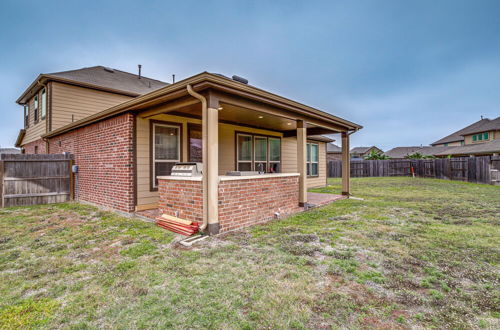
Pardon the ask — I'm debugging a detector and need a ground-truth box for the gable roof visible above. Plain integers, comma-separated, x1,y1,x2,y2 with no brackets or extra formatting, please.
350,146,381,154
17,66,169,104
431,118,491,145
384,146,449,158
327,143,342,153
434,138,500,156
459,117,500,135
43,72,363,139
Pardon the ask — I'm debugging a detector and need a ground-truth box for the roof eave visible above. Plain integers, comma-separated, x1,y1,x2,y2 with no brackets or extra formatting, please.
43,72,362,139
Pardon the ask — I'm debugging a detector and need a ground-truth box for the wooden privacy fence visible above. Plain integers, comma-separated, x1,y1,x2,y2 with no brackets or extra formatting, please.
0,154,73,207
327,156,498,185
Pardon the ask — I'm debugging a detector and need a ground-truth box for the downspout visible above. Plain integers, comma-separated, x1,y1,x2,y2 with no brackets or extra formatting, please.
186,84,208,232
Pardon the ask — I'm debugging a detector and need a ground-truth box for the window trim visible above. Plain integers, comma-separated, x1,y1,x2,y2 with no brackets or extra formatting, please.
24,104,29,128
149,120,182,191
307,142,320,177
41,88,47,119
235,131,282,173
33,94,39,123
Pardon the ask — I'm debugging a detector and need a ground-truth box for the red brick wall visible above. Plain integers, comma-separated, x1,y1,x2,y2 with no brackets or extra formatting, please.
48,113,135,212
158,179,203,222
218,176,301,233
23,139,47,154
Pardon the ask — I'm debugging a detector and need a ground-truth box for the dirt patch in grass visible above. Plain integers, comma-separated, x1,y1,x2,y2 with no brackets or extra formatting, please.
0,178,499,328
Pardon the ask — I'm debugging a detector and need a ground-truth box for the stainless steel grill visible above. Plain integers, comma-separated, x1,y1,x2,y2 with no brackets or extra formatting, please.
170,162,203,177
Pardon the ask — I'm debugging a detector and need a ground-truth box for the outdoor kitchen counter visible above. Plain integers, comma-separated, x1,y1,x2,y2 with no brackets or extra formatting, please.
158,173,300,182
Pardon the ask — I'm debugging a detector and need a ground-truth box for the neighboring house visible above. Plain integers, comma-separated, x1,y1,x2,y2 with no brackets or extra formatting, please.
431,117,500,147
433,139,500,157
384,146,446,159
0,148,21,155
15,70,361,234
326,142,342,161
350,146,383,159
15,66,169,153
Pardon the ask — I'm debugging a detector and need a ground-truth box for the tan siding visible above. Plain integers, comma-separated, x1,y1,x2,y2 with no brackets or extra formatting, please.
463,131,495,145
51,82,132,131
281,137,327,188
22,92,47,145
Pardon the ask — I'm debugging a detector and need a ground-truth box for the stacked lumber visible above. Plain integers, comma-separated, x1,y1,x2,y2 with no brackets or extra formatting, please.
156,214,199,236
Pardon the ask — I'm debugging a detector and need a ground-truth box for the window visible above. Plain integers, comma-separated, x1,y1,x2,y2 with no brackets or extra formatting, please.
472,135,477,142
268,137,281,173
444,143,448,147
24,105,29,128
237,134,253,171
152,123,180,188
478,134,483,141
461,141,465,146
484,132,489,140
33,95,39,122
236,133,281,172
41,88,47,119
307,143,319,176
188,124,202,162
34,146,38,154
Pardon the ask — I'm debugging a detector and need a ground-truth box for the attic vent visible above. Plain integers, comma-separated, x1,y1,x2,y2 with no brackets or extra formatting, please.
232,75,248,84
103,67,115,73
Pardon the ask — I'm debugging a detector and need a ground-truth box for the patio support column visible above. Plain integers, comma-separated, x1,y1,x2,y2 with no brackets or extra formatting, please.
297,120,307,207
206,96,219,235
341,131,350,195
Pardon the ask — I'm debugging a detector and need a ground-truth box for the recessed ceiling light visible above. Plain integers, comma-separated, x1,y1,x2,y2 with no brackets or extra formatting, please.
217,107,223,111
258,116,263,119
287,122,292,125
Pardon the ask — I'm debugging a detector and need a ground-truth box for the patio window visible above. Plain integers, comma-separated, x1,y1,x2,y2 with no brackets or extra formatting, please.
307,143,319,176
236,133,281,172
152,123,180,187
188,124,202,162
237,134,253,171
41,88,47,119
254,136,267,172
268,137,281,173
33,95,39,122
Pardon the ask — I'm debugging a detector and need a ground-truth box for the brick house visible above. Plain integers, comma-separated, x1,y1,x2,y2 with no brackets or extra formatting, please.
15,68,361,234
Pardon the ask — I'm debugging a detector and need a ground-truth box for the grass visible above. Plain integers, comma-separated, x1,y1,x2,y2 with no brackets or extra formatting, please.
0,177,499,328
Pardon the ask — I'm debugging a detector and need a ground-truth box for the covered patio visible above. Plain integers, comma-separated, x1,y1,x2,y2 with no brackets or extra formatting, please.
130,73,361,234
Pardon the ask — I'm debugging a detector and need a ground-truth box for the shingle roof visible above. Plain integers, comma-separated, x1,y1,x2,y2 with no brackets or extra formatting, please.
459,117,500,135
384,146,449,158
327,143,342,153
434,139,500,156
431,118,491,145
350,146,382,154
0,148,21,155
47,66,169,95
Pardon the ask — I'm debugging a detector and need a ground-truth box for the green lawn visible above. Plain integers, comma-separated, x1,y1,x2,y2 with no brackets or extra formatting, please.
0,178,499,329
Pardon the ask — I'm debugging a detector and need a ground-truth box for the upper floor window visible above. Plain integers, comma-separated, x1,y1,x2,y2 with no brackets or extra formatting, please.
41,88,47,119
307,142,319,176
33,95,39,122
484,132,489,140
24,105,29,128
472,133,488,142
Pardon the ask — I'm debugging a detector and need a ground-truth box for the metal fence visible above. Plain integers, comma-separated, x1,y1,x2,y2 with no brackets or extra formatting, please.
0,154,73,207
327,156,498,185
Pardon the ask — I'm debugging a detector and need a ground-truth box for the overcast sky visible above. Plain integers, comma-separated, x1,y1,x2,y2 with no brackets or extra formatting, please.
1,0,499,150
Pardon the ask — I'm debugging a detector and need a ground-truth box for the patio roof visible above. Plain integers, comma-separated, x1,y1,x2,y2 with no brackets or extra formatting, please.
43,72,362,139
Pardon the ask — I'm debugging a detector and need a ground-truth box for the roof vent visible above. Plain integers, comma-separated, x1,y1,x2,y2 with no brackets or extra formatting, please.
232,75,248,84
103,67,114,73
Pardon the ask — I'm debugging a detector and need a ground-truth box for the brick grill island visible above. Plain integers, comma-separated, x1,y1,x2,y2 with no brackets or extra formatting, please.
157,173,301,233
